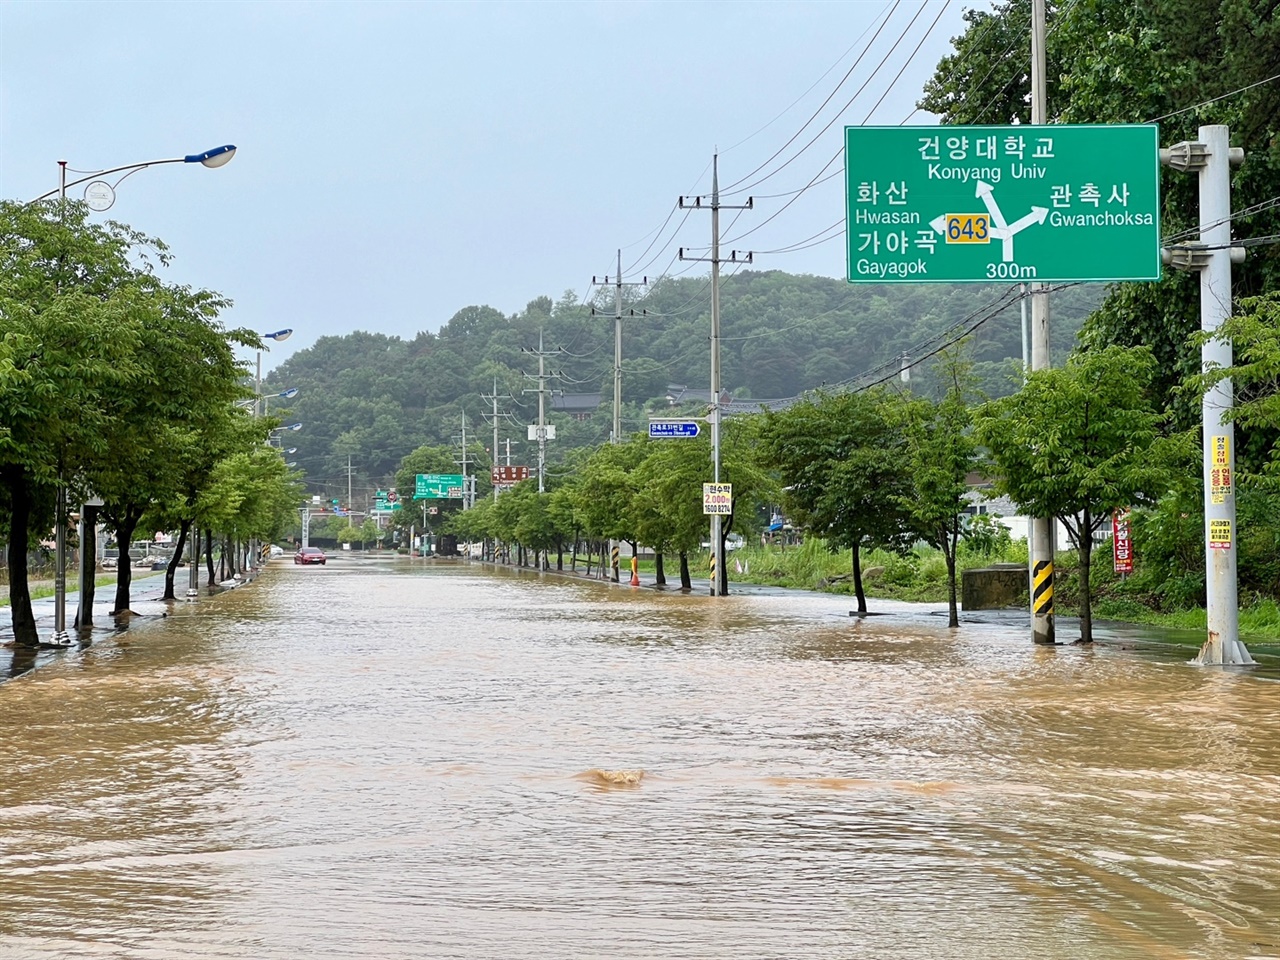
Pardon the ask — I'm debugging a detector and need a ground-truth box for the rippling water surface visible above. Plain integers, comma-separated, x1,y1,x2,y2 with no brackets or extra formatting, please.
2,556,1278,959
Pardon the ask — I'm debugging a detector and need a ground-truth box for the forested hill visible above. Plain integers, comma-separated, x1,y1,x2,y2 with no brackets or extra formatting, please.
267,270,1102,488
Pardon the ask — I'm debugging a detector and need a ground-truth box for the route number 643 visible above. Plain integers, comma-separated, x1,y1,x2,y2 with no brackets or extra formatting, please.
945,214,990,244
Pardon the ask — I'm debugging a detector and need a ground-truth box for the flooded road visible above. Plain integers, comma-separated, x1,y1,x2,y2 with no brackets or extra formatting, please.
2,557,1278,959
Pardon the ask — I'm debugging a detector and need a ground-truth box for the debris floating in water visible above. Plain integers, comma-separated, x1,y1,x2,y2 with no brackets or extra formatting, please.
578,768,645,787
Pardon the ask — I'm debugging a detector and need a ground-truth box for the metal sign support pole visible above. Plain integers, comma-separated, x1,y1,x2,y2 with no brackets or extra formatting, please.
1160,127,1251,664
1196,126,1251,665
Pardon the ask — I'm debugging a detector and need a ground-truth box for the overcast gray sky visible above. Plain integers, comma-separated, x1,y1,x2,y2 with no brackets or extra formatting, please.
1,0,982,369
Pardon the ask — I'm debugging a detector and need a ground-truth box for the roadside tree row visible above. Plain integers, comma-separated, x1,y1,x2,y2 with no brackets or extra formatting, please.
436,345,1198,641
0,200,302,647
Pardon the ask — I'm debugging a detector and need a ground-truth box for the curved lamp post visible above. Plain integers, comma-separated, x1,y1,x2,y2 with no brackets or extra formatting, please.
256,329,293,417
41,145,237,643
30,145,237,208
236,385,299,412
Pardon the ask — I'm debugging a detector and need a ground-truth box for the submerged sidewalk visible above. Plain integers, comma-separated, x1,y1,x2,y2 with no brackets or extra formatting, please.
0,566,263,681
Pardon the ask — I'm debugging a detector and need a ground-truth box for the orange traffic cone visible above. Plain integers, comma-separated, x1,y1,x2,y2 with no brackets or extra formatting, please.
630,556,640,586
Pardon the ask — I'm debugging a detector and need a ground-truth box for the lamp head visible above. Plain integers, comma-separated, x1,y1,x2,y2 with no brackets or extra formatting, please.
286,422,303,431
263,328,293,342
185,145,237,168
278,387,299,399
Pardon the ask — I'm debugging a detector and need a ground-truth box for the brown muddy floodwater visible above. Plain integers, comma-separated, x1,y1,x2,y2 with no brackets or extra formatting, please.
2,557,1279,959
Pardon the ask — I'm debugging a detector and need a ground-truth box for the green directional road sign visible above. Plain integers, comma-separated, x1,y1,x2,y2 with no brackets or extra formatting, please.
845,124,1161,283
414,473,466,500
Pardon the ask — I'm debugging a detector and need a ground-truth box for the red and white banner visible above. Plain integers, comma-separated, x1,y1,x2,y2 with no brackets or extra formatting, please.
1112,508,1134,574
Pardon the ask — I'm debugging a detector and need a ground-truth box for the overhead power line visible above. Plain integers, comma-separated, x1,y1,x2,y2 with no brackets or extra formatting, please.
1148,72,1280,123
720,0,906,193
721,0,934,199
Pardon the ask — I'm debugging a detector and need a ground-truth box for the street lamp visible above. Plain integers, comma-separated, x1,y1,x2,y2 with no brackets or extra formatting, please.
32,144,237,645
268,422,303,448
29,145,237,208
255,329,293,417
237,385,299,415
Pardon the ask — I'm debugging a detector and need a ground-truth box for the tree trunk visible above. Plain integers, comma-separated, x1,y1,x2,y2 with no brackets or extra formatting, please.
75,504,99,632
3,467,39,647
163,519,191,601
218,535,228,582
655,551,666,586
556,541,563,570
679,551,692,591
1078,509,1094,644
852,544,867,614
944,524,959,628
111,507,143,615
719,511,733,596
205,529,216,585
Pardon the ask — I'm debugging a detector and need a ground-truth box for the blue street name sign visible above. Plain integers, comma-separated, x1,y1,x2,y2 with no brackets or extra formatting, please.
649,420,700,439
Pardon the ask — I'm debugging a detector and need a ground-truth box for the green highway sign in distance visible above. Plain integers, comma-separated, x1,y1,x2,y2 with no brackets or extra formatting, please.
414,473,466,500
845,124,1161,283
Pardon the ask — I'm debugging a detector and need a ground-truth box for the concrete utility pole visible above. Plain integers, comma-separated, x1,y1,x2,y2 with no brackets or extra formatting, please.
1027,0,1056,645
453,411,477,510
522,332,561,494
679,154,753,596
347,455,355,528
1161,126,1252,665
591,250,647,443
482,377,516,501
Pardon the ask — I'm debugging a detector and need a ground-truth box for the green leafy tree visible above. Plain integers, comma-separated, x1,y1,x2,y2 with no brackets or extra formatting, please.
512,489,560,568
898,358,981,627
573,440,647,578
197,446,303,576
0,201,157,644
91,280,247,612
759,388,913,612
975,346,1169,642
146,411,269,602
632,438,710,589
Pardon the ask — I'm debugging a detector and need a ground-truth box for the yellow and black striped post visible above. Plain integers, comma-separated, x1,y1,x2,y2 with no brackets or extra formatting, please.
708,551,717,596
1032,559,1055,644
611,543,620,582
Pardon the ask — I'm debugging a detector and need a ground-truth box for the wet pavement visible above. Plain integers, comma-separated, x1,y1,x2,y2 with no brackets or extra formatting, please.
2,554,1278,958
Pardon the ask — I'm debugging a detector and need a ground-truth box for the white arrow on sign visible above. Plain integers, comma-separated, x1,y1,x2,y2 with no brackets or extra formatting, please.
932,187,1049,263
975,180,1008,229
990,205,1048,262
1005,205,1049,235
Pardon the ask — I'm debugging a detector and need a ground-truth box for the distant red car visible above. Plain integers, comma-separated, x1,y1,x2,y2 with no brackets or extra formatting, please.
294,547,327,565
